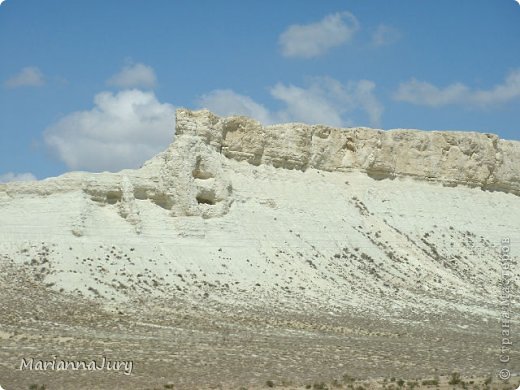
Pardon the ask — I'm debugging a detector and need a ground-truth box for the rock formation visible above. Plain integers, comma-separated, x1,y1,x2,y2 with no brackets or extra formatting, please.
179,108,520,195
2,108,519,224
1,108,519,389
0,109,518,312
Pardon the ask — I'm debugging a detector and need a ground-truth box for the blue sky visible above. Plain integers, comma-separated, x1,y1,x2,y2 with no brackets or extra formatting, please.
1,0,519,180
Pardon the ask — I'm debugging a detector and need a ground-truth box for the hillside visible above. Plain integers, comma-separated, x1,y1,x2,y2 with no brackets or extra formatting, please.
0,109,518,389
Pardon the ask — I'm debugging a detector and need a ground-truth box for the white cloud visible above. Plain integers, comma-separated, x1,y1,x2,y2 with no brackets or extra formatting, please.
279,12,359,58
394,69,520,107
472,70,520,105
0,172,37,183
4,66,45,88
372,24,401,47
271,77,383,127
394,79,469,107
198,89,274,124
107,63,157,89
44,90,175,172
352,80,384,127
270,80,346,127
199,77,383,128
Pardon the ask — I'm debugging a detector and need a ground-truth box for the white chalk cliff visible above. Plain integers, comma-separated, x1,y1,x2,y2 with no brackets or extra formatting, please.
0,109,518,317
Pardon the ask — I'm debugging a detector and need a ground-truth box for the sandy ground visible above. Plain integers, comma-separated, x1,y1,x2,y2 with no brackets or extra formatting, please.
0,259,518,389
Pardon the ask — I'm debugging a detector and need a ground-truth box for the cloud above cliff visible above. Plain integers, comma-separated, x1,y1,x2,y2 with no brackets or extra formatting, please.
107,63,157,89
199,77,383,128
0,172,37,183
372,24,401,47
394,68,520,107
279,12,359,58
4,66,45,88
198,90,273,124
44,90,175,172
270,81,345,126
272,77,383,127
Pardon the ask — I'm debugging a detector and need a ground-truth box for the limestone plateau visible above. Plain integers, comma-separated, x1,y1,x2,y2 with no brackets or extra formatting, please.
0,110,519,389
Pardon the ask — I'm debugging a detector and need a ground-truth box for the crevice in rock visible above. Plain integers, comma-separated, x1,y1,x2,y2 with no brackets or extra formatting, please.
196,189,217,206
192,156,214,180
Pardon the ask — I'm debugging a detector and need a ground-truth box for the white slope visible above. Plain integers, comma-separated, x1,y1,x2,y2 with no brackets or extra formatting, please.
0,109,518,321
1,160,518,317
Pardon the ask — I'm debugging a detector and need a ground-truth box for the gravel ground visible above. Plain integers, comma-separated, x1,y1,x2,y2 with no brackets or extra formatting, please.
1,261,518,390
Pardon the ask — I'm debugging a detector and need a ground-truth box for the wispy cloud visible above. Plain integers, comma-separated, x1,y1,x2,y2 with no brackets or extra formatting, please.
372,24,401,47
270,81,345,126
198,90,273,125
107,63,157,89
4,66,45,88
0,172,36,183
279,12,359,58
352,80,384,127
44,90,175,172
394,80,469,107
271,77,383,127
394,69,520,107
199,77,383,128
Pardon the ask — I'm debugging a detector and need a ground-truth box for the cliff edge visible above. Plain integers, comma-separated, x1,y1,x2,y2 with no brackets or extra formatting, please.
1,109,519,224
177,108,520,196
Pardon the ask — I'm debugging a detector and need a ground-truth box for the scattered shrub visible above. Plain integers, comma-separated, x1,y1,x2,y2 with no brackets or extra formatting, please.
313,383,328,390
449,372,461,385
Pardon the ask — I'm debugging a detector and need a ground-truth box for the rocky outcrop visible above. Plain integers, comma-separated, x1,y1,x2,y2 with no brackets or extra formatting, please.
1,108,519,316
1,109,519,220
177,108,520,196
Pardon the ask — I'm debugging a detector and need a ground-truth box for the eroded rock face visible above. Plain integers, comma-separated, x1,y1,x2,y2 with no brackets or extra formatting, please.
176,108,520,195
0,109,519,313
1,108,518,225
158,128,233,219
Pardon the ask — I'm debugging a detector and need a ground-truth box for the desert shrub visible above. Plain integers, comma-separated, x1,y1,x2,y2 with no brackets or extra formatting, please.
449,372,461,385
313,382,328,390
